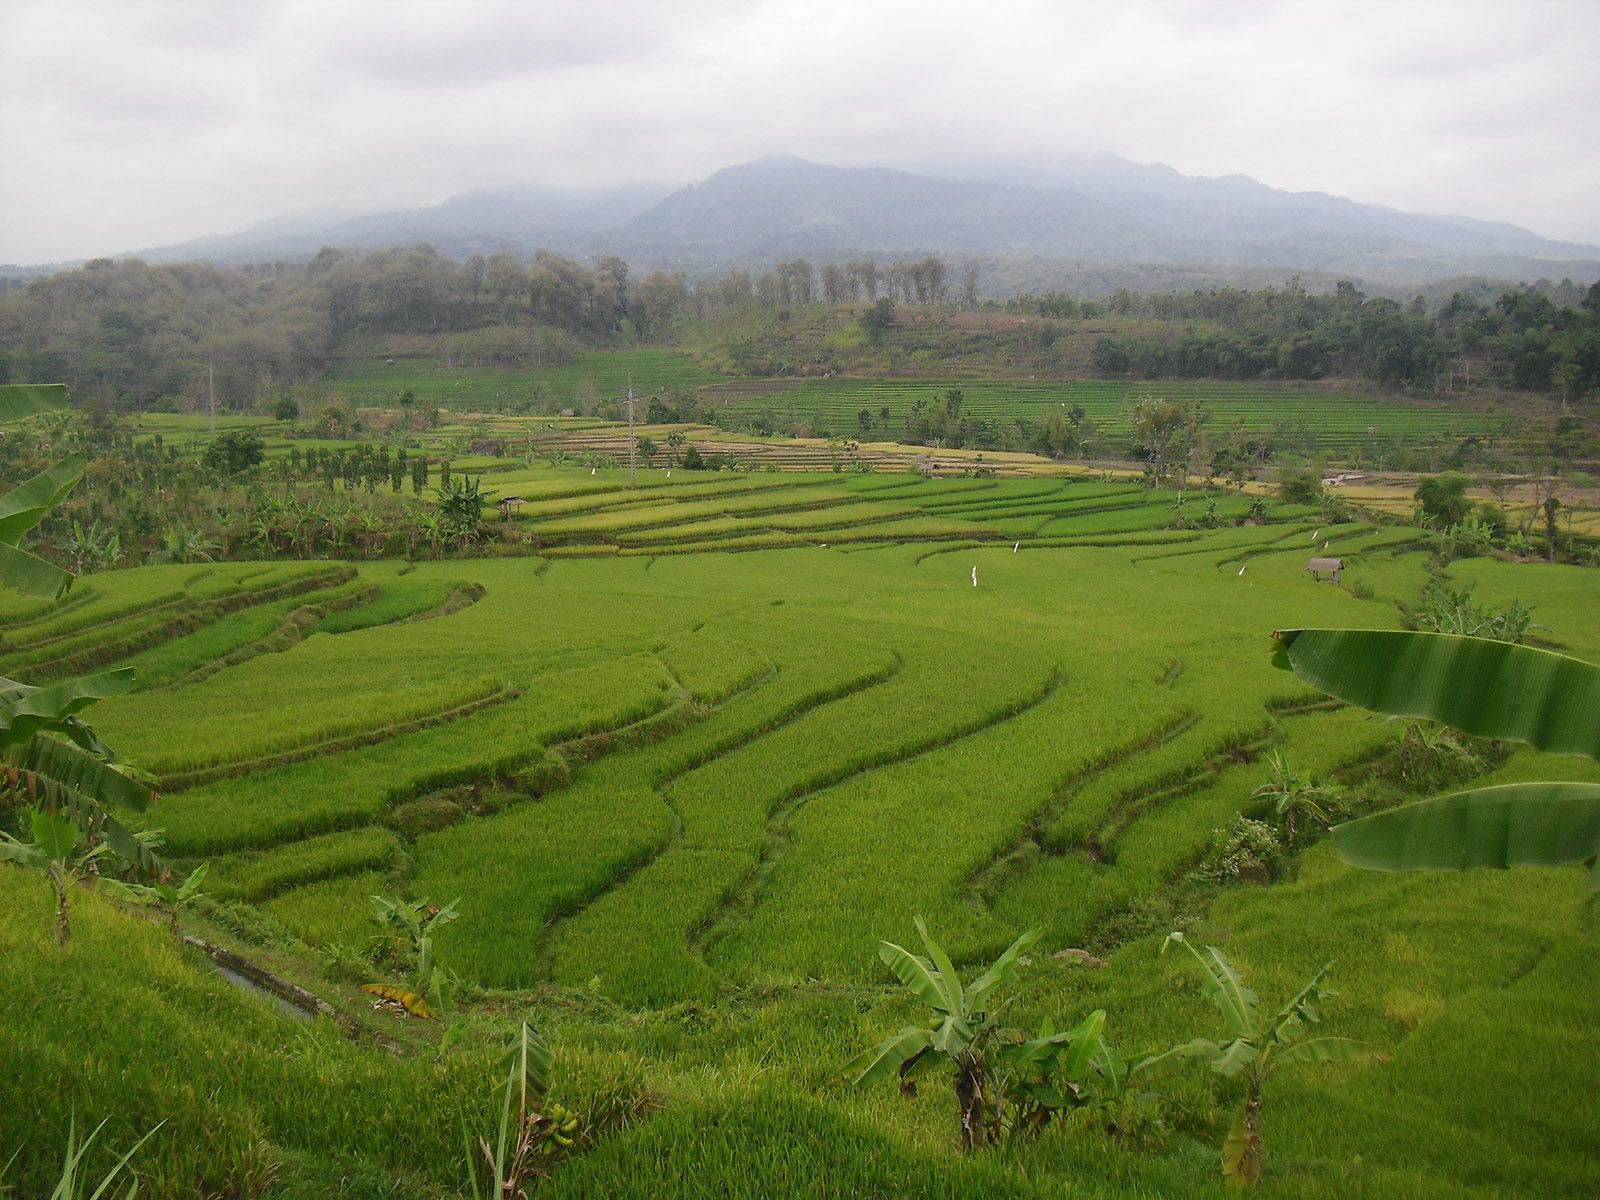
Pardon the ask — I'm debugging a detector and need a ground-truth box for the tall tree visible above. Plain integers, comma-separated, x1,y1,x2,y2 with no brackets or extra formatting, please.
820,262,850,304
1131,396,1202,488
847,259,880,301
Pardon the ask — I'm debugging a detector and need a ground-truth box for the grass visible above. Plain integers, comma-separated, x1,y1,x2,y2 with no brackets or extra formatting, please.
0,883,492,1198
204,826,401,901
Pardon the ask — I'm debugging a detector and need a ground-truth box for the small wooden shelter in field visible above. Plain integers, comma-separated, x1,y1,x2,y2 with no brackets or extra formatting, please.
1305,556,1344,583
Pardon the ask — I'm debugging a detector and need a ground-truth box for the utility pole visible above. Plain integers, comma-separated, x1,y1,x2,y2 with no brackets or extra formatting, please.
208,359,216,434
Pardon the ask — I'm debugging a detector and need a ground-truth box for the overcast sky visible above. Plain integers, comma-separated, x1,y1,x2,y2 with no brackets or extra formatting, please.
2,0,1597,266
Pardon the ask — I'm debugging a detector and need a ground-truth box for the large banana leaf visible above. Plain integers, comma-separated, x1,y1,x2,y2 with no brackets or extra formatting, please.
965,925,1044,1011
848,1026,936,1088
1163,933,1259,1039
915,916,966,1017
1272,1036,1372,1068
878,939,955,1016
13,733,154,811
0,452,83,601
1275,628,1600,889
1135,1036,1226,1078
1335,782,1600,889
1267,963,1333,1047
0,760,161,877
360,983,438,1020
0,669,134,754
0,455,85,546
1271,629,1600,760
0,383,68,422
0,671,157,876
31,806,80,861
1056,1009,1109,1083
499,1020,553,1108
0,541,72,601
0,831,46,867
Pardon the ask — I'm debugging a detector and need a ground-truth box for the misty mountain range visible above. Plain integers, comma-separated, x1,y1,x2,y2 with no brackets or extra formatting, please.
25,156,1600,293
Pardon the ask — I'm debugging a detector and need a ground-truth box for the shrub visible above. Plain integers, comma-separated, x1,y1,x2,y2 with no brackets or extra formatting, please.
1206,815,1280,883
1276,468,1323,505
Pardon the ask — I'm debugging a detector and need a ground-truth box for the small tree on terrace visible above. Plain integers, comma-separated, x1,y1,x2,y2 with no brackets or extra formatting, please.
437,474,487,546
1276,467,1324,506
202,429,265,475
1414,472,1470,528
1131,397,1201,489
860,297,897,341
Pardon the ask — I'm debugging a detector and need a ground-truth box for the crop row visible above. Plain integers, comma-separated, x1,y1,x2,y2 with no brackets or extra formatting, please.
0,562,353,681
542,632,1061,1004
140,654,677,854
115,576,382,692
504,475,1247,554
133,677,509,782
204,826,400,902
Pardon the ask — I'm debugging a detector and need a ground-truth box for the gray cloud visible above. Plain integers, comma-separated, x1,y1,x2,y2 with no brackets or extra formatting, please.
2,0,1597,264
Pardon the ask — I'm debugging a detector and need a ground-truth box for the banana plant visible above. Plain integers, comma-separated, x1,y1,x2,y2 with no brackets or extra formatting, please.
993,1007,1144,1143
1149,932,1369,1188
1271,628,1600,889
0,806,113,945
54,518,122,577
365,893,461,1024
849,919,1057,1150
101,860,209,933
465,1021,578,1200
146,524,217,565
0,385,164,891
1249,749,1341,849
0,670,162,877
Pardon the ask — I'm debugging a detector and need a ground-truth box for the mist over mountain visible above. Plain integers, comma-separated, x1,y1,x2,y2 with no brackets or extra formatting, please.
31,155,1600,292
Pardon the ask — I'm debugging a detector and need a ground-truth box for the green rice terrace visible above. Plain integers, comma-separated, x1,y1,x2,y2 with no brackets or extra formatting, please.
3,458,1597,1199
322,347,1518,463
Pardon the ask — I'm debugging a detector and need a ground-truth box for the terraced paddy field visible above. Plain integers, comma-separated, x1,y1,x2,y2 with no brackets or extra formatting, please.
704,377,1515,455
324,349,724,411
316,349,1522,461
476,471,1314,555
3,474,1597,1198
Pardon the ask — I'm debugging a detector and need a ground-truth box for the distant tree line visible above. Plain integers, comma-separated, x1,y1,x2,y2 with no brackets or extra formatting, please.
1057,278,1600,394
3,247,1595,416
689,255,980,310
0,246,692,412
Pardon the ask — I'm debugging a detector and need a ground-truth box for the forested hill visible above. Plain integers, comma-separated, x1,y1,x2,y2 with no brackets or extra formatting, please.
43,157,1600,292
1,247,1598,414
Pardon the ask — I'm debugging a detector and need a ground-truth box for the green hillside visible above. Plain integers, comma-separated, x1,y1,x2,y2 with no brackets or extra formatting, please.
3,477,1595,1197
